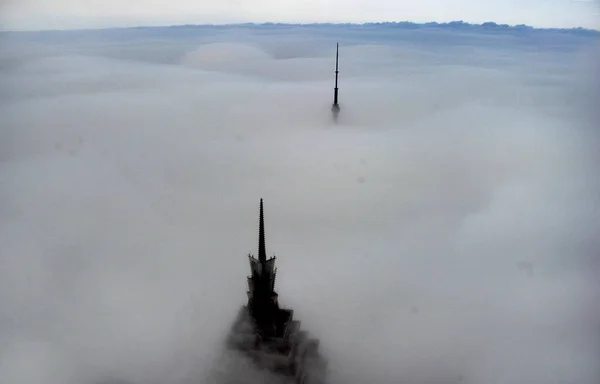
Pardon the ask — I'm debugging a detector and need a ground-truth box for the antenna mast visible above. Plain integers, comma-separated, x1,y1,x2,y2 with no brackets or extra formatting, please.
331,43,340,120
333,42,339,106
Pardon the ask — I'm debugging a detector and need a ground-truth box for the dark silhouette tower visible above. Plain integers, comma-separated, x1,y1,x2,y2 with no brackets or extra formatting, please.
226,199,328,384
258,198,266,263
247,198,282,338
331,43,340,121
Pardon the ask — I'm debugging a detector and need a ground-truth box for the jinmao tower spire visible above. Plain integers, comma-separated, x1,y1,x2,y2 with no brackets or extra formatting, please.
226,199,328,384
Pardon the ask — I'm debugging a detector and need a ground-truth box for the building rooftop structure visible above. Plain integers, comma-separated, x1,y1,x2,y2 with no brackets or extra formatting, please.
226,199,327,384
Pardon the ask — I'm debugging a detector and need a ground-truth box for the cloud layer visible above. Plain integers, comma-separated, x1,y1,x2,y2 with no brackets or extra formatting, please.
0,24,599,384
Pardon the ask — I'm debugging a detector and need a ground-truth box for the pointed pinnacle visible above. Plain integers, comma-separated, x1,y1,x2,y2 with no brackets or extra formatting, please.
258,198,266,263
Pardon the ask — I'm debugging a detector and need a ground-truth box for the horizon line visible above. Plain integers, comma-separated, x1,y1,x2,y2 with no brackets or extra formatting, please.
3,20,599,34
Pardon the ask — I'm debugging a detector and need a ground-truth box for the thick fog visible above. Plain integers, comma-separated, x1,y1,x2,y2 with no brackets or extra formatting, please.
0,24,599,384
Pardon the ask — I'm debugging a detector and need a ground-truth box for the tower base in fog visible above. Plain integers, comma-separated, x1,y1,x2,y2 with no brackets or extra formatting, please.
331,104,340,122
226,307,328,384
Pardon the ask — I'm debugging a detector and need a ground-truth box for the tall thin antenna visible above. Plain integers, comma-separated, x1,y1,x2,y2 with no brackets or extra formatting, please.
331,43,341,121
333,42,339,106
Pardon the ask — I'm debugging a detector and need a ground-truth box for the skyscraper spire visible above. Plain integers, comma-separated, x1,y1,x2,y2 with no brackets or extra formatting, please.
258,198,266,263
333,42,339,106
331,42,340,120
226,199,328,384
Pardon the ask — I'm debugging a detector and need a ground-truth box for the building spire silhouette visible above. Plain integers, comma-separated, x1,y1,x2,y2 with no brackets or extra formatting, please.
227,198,328,384
331,42,340,120
333,42,339,106
258,198,266,263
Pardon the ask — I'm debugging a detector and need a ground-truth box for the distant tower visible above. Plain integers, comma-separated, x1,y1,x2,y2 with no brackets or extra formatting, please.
331,43,340,121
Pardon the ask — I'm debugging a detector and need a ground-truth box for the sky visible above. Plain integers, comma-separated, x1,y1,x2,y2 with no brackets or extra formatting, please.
0,0,599,30
1,23,600,384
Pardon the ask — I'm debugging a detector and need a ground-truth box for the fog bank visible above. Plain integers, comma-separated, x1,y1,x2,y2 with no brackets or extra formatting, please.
0,24,599,384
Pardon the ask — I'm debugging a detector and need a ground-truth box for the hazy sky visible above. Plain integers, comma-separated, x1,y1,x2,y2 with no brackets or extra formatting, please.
1,24,599,384
0,0,599,30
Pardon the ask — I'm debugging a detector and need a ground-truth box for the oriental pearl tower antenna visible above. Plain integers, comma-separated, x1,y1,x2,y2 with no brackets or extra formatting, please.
331,42,340,121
